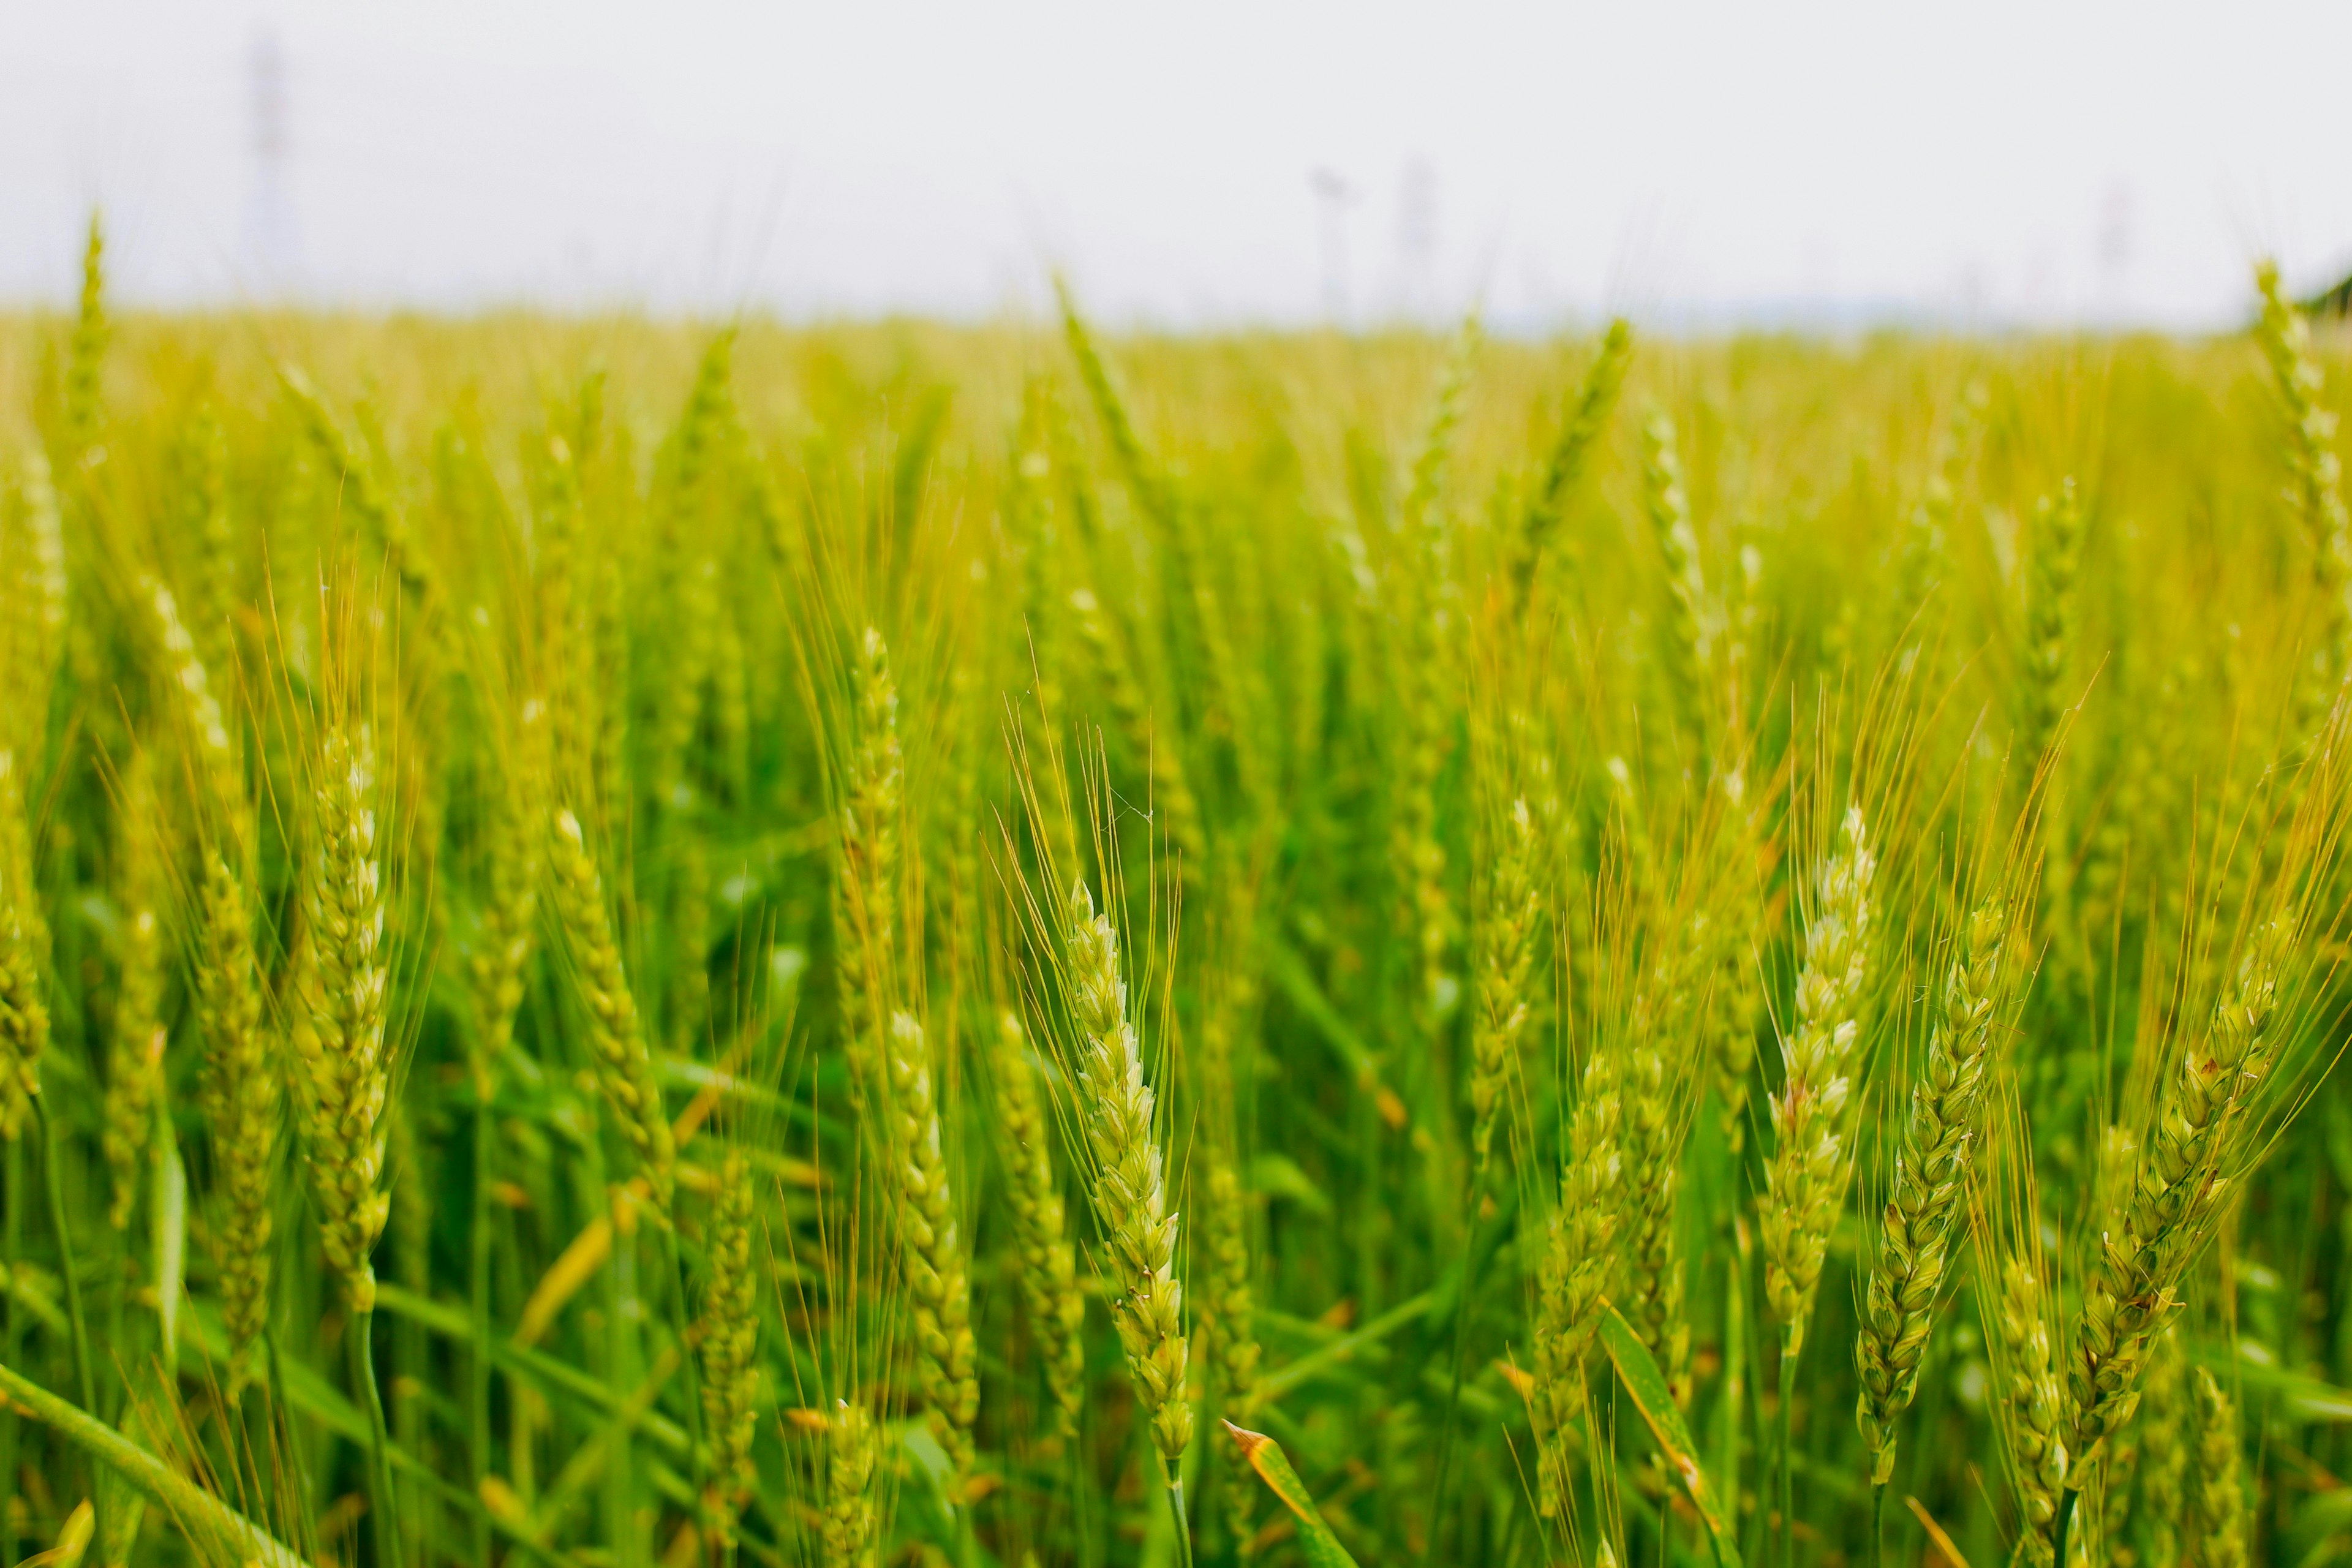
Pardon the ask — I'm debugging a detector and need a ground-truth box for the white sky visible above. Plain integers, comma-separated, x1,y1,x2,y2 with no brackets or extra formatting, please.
4,0,2349,330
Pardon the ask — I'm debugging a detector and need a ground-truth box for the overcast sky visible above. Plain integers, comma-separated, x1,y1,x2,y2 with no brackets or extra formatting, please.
4,1,2348,329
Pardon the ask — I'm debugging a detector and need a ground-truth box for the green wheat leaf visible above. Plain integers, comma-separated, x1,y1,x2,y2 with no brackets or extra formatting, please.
1224,1420,1361,1568
1600,1300,1743,1568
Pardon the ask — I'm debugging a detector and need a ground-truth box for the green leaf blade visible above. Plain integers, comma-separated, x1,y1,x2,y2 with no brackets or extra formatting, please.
1599,1301,1743,1568
1224,1421,1362,1568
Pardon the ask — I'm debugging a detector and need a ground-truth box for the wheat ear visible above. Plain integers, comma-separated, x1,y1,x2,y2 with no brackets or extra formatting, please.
2188,1368,2248,1568
823,1400,880,1568
989,1008,1088,1436
2060,914,2291,1480
197,850,276,1399
1513,318,1634,612
1992,1254,2069,1564
1469,797,1539,1169
2133,1329,2188,1567
834,625,904,1091
1532,1039,1626,1519
2019,482,2084,769
883,1009,980,1478
1761,804,1878,1357
292,714,401,1568
549,808,676,1210
1641,410,1716,757
1856,894,2022,1482
102,751,170,1229
294,722,392,1312
1067,588,1207,885
1066,880,1191,1465
696,1149,760,1544
2256,260,2352,687
472,700,545,1067
0,752,48,1143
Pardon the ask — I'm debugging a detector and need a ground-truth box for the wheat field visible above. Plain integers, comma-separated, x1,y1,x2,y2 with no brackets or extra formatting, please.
1,222,2350,1568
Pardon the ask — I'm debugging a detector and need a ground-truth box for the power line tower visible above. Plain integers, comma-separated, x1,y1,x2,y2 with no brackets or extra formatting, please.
1397,159,1436,322
245,27,299,293
1311,167,1357,326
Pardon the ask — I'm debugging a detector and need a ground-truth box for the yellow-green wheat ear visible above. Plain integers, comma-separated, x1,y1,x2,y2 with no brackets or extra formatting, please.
470,698,546,1068
1469,797,1538,1169
2133,1329,2190,1567
1993,1255,2068,1564
883,1009,979,1479
2060,913,2295,1481
1065,877,1191,1468
2256,258,2352,693
1532,1035,1627,1520
1641,408,1716,759
823,1400,880,1568
547,806,676,1210
834,623,905,1090
293,723,393,1313
696,1150,760,1544
1514,317,1634,611
989,1008,1088,1438
62,213,108,467
0,749,50,1142
101,751,170,1231
2018,480,2084,769
2,454,66,769
1200,1156,1260,1548
1856,895,2021,1483
1761,803,1877,1358
197,849,277,1401
2188,1367,2247,1568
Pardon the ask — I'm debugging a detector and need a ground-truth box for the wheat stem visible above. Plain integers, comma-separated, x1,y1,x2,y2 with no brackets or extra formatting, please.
34,1093,99,1548
350,1305,403,1568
